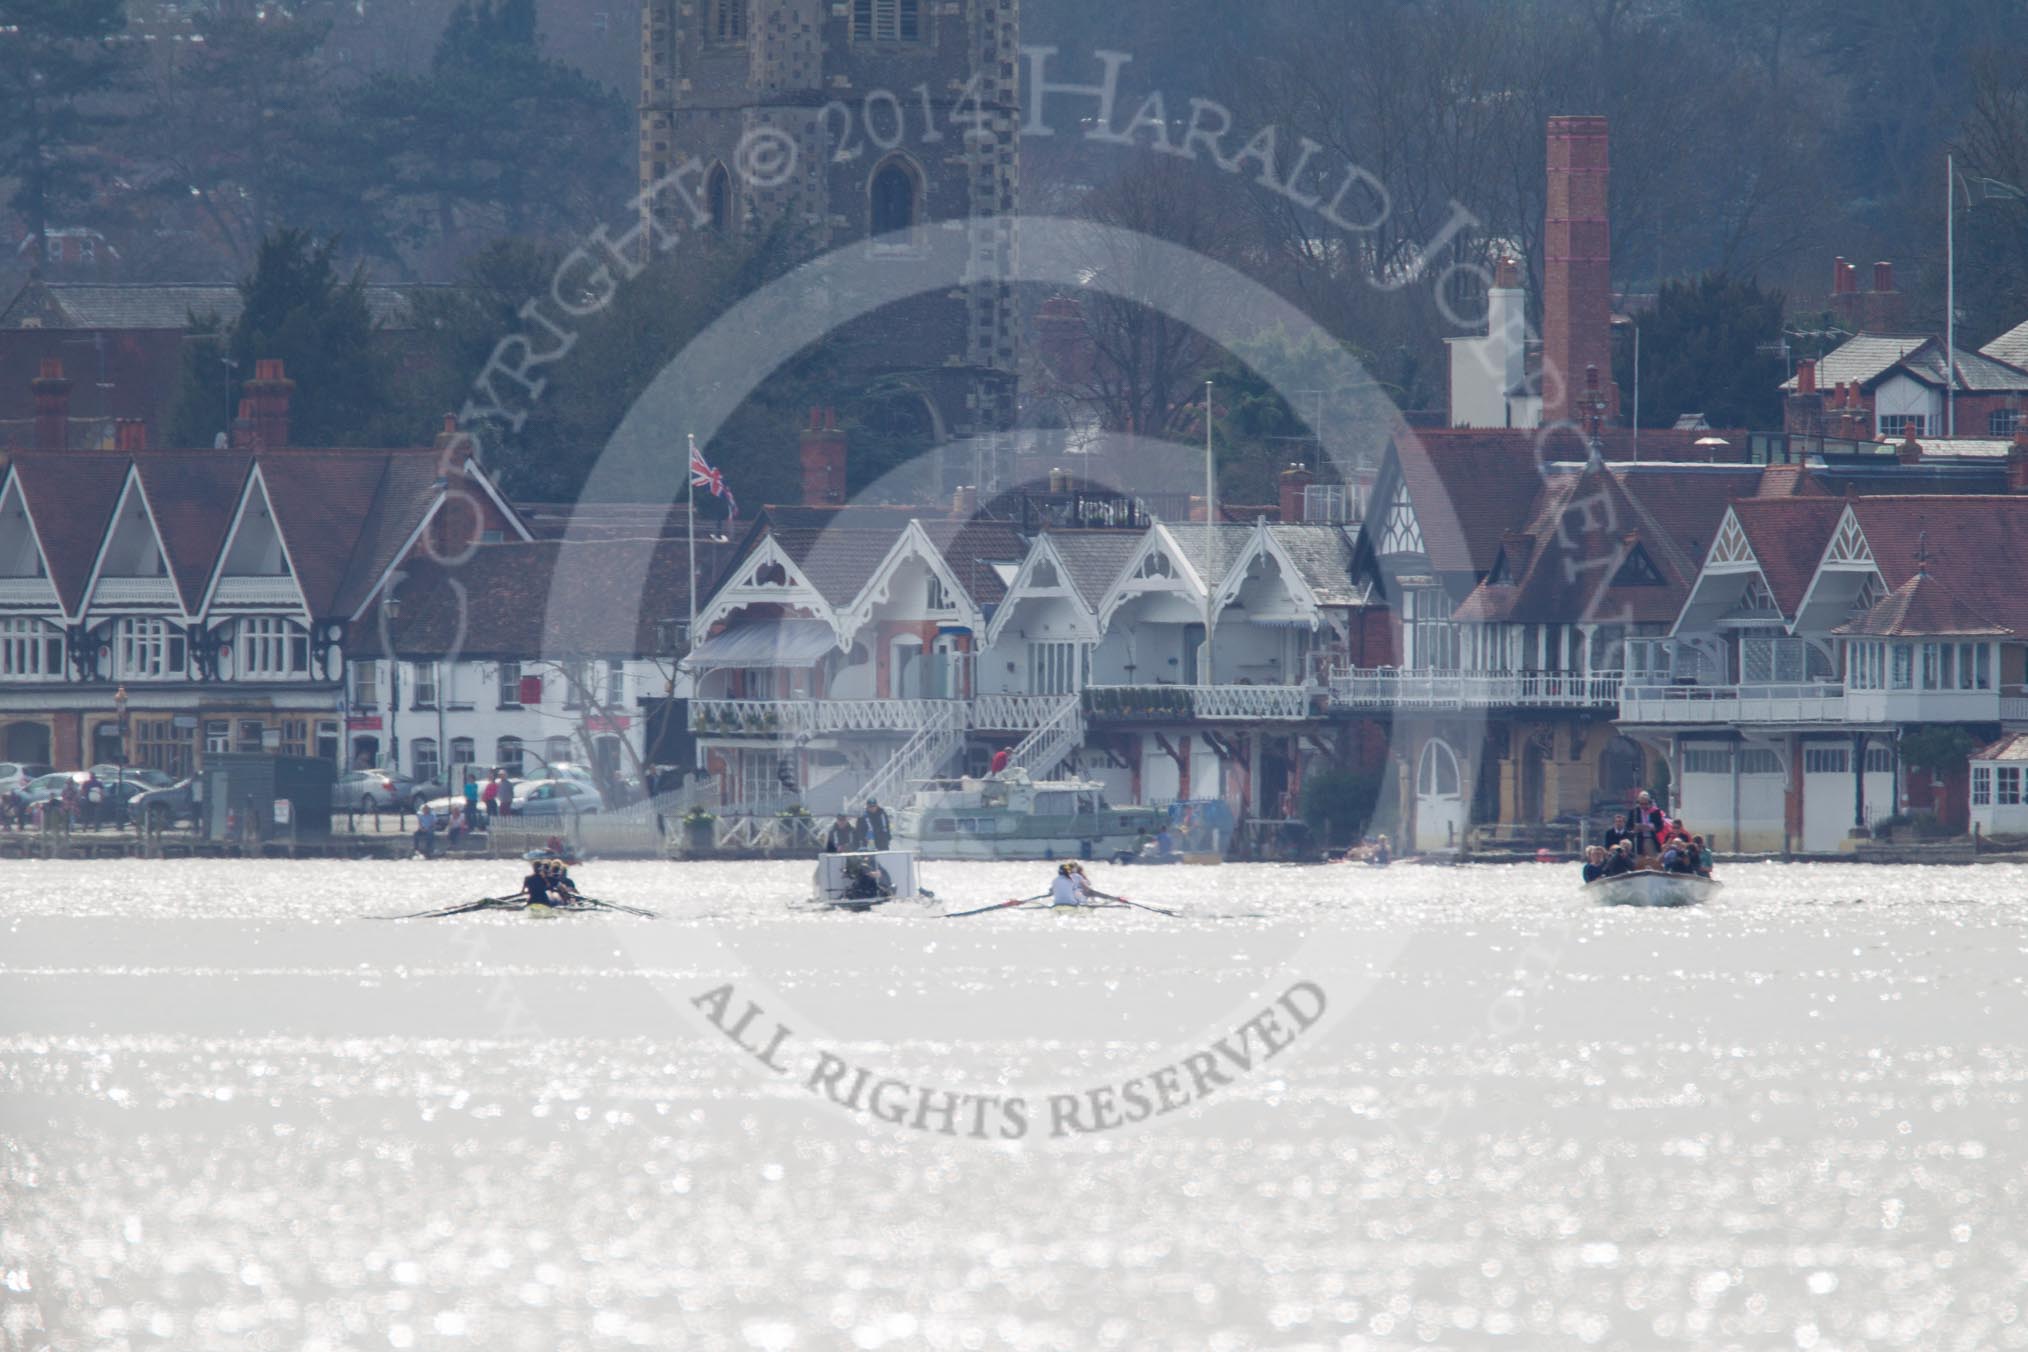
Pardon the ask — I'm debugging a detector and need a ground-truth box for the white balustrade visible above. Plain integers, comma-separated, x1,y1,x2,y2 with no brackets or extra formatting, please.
1618,682,1848,724
1328,668,1623,710
1084,684,1316,721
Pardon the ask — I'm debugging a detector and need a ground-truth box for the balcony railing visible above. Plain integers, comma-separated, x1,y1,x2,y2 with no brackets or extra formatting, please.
1618,682,1848,724
972,693,1074,732
1084,684,1317,721
690,698,955,737
1327,668,1623,710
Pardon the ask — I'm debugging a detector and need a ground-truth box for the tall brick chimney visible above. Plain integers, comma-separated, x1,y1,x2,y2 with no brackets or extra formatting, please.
1542,116,1615,427
31,358,72,450
1278,462,1314,523
244,358,294,450
799,407,846,506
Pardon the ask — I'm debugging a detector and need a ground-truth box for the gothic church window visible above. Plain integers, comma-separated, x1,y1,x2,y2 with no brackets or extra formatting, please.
709,0,745,42
706,163,732,233
853,0,921,41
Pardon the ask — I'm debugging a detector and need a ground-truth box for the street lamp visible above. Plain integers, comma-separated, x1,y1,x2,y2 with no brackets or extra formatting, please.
113,685,129,832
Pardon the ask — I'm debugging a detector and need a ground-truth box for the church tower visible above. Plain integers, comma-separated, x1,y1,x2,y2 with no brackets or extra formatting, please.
639,0,1021,445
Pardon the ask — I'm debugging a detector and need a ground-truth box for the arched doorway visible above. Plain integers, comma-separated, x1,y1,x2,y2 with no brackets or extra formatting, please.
869,157,921,238
3,720,49,764
1598,735,1645,808
1415,738,1464,851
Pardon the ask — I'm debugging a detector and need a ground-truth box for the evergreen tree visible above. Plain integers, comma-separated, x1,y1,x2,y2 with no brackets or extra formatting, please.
1613,273,1787,431
0,0,129,260
166,230,398,449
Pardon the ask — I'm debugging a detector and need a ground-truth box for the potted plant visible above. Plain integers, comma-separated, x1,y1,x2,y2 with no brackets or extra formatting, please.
682,806,717,853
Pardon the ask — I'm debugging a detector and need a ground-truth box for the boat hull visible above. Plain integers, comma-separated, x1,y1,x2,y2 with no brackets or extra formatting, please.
1586,870,1721,908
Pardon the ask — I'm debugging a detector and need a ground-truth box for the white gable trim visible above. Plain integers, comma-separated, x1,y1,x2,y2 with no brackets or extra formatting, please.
1098,523,1207,631
1211,519,1324,626
0,468,64,616
1791,505,1884,638
80,465,183,620
691,532,841,641
984,534,1093,646
199,463,311,617
838,519,986,646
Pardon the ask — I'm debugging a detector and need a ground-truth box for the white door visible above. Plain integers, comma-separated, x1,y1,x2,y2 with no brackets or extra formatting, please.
1415,739,1465,850
890,636,923,700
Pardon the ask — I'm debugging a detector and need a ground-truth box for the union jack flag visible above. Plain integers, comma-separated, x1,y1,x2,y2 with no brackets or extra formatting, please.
688,435,738,517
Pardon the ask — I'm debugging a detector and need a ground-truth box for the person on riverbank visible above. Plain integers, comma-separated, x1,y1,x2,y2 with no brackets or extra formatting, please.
481,775,499,824
496,772,515,819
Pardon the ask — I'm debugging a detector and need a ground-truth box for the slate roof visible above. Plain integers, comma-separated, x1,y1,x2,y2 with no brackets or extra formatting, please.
364,538,693,657
0,280,446,332
1268,525,1366,606
1165,522,1256,592
737,511,1026,613
1832,568,2011,638
1729,498,1846,616
1984,319,2028,371
1036,530,1145,609
919,519,1028,606
1781,332,2028,394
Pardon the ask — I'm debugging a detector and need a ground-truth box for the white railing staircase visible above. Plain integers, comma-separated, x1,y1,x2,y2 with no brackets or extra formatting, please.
1005,694,1083,780
855,701,966,808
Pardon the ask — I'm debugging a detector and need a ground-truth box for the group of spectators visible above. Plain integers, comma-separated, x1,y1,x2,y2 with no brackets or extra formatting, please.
1,773,116,832
1581,790,1715,881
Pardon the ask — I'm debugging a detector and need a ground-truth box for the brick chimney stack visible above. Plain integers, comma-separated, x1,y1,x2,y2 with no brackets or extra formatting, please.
114,419,148,452
31,358,72,450
799,407,846,506
1797,358,1816,395
230,398,257,450
244,358,294,450
1278,462,1314,523
1542,115,1616,427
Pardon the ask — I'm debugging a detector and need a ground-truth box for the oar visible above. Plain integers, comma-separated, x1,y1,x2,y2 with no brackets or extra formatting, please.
373,892,528,920
568,893,660,919
947,893,1048,919
1084,888,1177,918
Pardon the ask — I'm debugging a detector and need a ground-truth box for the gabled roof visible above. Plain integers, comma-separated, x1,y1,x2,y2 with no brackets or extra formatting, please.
1781,331,2028,394
1832,567,2011,638
260,451,449,616
1038,530,1147,609
1164,521,1255,594
917,518,1027,606
1984,319,2028,371
1729,498,1845,616
5,455,130,614
1267,524,1365,606
1838,496,2028,636
1973,730,2028,763
363,538,694,658
136,454,251,611
0,280,446,331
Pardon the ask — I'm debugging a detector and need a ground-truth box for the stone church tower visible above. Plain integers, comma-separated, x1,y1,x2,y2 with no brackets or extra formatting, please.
638,0,1020,445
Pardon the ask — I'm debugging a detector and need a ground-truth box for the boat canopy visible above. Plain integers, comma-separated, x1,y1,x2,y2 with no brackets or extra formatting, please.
687,619,838,668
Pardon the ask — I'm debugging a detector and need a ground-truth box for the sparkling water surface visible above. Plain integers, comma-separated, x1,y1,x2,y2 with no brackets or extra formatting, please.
3,858,2025,1350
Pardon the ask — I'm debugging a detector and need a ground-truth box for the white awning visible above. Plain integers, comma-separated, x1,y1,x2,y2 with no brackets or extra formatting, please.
687,619,838,668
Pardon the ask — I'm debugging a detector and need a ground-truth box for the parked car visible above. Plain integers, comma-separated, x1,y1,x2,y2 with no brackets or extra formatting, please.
336,768,417,812
510,779,604,819
20,771,148,820
129,777,200,830
0,761,54,794
87,764,176,790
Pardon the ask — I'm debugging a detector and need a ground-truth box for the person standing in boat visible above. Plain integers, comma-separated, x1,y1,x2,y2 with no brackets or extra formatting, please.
1049,861,1092,908
988,746,1011,777
825,813,859,853
859,798,892,851
1601,813,1629,852
1629,792,1667,857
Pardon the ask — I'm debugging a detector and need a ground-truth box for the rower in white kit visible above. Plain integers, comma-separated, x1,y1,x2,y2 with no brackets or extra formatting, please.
1049,861,1092,908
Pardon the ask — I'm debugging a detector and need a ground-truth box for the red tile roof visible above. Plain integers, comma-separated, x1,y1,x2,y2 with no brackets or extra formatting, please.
1844,497,2028,636
1729,498,1846,616
6,455,129,613
1833,567,2011,637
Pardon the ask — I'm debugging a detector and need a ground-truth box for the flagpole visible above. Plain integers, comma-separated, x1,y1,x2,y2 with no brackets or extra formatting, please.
1947,152,1957,437
686,433,699,650
1203,379,1215,688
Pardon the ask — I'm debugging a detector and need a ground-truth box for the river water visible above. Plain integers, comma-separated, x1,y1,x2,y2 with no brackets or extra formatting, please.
2,858,2024,1350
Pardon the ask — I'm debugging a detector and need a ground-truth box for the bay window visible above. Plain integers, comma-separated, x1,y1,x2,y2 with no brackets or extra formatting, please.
117,618,186,680
0,618,64,679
